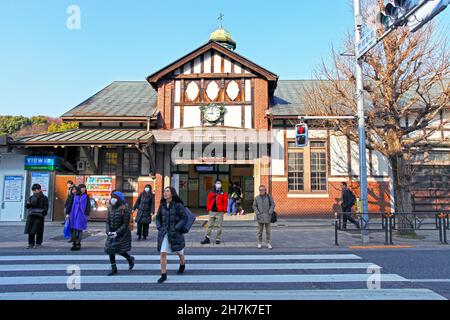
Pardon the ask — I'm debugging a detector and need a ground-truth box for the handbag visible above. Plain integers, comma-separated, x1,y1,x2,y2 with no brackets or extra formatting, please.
268,196,277,223
28,208,45,217
63,219,71,239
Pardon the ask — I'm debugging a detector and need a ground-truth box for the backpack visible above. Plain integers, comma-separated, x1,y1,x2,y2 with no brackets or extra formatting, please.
348,190,356,207
181,206,196,234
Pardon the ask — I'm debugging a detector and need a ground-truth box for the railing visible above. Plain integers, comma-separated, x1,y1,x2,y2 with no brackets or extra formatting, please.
333,211,450,246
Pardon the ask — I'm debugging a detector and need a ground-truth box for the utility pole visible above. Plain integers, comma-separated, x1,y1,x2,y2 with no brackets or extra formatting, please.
353,0,370,244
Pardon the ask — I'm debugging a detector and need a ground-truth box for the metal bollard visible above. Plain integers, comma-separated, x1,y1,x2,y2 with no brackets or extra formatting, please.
438,215,443,244
440,213,448,245
334,212,339,246
384,215,389,245
389,215,394,245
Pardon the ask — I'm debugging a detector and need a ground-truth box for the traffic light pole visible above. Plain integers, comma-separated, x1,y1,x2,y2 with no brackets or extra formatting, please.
354,0,370,244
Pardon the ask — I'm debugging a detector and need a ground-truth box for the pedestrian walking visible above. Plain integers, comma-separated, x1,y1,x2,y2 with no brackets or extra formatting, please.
227,182,242,215
65,185,78,243
156,186,188,283
24,184,49,249
201,179,228,245
104,191,135,276
340,182,360,229
68,184,91,251
252,185,275,249
132,184,155,241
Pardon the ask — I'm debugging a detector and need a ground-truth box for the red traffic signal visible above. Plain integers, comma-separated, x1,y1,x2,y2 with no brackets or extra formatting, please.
294,123,308,147
297,125,306,134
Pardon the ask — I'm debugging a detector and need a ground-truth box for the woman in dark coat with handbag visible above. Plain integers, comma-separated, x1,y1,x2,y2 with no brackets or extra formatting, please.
24,184,49,249
132,184,154,241
104,191,135,276
155,186,188,283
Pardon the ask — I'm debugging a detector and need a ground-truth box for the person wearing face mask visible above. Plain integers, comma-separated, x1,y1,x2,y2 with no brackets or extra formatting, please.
132,184,155,241
201,179,228,245
68,184,91,251
155,186,188,283
104,191,135,276
24,184,49,249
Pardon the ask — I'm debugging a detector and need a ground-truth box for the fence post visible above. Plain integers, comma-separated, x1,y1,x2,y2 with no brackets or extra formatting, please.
334,212,339,246
441,213,448,245
438,214,443,244
389,215,394,245
384,215,389,245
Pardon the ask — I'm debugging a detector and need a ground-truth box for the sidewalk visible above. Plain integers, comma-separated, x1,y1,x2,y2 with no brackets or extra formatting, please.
1,219,449,250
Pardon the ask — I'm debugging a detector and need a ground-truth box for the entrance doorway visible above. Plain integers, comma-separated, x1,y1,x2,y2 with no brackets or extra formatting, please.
171,164,254,212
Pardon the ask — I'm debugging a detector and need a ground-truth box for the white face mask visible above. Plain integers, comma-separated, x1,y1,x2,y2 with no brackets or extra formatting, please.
144,188,150,193
215,183,222,190
110,198,118,205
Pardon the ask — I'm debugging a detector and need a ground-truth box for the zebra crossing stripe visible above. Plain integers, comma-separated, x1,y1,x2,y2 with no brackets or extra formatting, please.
0,289,445,300
0,273,407,285
0,254,362,262
0,262,379,272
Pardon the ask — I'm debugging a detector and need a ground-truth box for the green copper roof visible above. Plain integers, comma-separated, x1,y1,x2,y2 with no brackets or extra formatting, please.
209,28,236,50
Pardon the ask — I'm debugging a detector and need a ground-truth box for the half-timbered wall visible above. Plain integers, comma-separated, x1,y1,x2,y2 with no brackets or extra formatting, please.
156,49,271,130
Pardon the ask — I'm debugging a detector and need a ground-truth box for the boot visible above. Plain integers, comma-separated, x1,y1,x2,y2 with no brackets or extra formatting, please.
128,256,135,270
200,237,210,245
71,243,77,251
157,273,167,283
108,264,118,276
177,264,186,274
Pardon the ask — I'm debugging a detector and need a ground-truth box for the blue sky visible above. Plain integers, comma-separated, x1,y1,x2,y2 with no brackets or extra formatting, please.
0,0,449,117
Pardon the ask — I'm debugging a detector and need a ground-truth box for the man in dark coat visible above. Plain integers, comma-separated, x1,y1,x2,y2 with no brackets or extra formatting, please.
24,184,49,249
104,191,135,276
340,182,360,229
132,184,155,240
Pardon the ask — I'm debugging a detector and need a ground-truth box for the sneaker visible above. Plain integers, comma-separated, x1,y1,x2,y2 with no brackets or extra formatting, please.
34,244,41,249
257,243,262,249
267,243,273,250
70,244,77,251
200,237,210,245
26,245,34,249
137,237,142,241
215,240,221,245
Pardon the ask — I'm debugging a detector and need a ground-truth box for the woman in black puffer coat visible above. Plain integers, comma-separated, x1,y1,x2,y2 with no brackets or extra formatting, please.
155,186,188,283
132,184,155,240
104,191,135,276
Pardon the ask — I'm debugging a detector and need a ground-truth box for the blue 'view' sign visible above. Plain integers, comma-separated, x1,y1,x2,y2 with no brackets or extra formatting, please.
25,156,58,166
24,156,62,171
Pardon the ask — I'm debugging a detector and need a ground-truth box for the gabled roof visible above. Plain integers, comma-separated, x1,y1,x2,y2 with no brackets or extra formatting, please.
11,129,152,146
146,41,279,91
61,81,158,120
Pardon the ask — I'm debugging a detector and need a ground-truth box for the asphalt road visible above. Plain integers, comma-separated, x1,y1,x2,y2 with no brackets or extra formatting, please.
0,246,448,300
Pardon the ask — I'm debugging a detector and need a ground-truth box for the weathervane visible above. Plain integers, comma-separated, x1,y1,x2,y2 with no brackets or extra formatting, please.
217,13,224,28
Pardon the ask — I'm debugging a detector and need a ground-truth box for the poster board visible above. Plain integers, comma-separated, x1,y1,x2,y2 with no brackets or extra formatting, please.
3,176,23,202
30,172,50,197
85,176,113,213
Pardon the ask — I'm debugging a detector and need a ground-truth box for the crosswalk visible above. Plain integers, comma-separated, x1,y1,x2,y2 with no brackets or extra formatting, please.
0,252,445,300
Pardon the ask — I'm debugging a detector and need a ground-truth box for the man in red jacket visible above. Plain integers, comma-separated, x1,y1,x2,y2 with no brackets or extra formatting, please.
201,179,228,245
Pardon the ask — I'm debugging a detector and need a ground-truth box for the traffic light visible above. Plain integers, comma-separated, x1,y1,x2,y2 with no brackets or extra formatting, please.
377,0,449,32
294,123,308,147
377,0,417,30
408,0,449,32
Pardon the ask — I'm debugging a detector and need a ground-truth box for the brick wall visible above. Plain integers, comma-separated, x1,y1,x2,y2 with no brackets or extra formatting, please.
270,179,391,216
253,78,269,130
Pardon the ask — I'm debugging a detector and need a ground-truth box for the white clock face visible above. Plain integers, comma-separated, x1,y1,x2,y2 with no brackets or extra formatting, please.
204,105,221,123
